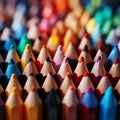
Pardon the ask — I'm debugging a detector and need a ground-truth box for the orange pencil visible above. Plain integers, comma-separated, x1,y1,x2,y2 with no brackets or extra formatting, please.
79,11,91,27
63,29,73,53
51,20,66,41
53,0,68,15
71,4,83,19
68,0,80,10
24,87,42,120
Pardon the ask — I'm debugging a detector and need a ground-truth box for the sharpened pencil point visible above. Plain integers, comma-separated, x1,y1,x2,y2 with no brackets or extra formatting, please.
114,57,119,64
83,45,89,52
96,56,101,62
12,87,17,93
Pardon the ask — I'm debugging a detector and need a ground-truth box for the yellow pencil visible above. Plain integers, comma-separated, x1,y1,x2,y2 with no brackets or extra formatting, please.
24,87,42,120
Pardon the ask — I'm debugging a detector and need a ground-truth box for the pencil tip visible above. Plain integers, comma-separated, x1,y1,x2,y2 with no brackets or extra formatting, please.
113,44,117,49
103,72,108,77
83,32,89,39
12,87,17,93
96,56,101,62
63,57,68,63
11,74,16,79
79,56,84,62
10,44,15,50
69,85,75,91
9,58,15,64
58,45,62,51
42,44,46,48
114,57,119,64
31,86,35,92
83,45,89,52
9,35,13,39
30,73,34,76
26,44,30,50
87,87,92,93
27,58,33,63
38,35,42,41
46,57,50,62
84,72,89,76
107,86,112,93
